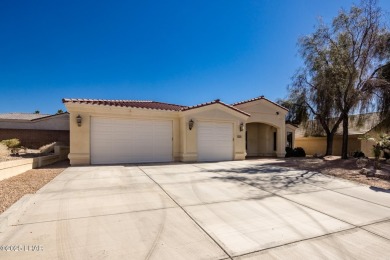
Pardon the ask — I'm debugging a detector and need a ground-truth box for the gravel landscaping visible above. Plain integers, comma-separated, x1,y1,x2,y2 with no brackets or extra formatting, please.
0,160,69,214
265,156,390,189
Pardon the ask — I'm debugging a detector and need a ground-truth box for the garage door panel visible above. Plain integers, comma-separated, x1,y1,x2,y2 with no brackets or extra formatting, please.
91,118,172,164
198,122,233,162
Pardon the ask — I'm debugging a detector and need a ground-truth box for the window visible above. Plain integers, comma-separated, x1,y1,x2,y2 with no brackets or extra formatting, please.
286,132,293,149
273,132,277,151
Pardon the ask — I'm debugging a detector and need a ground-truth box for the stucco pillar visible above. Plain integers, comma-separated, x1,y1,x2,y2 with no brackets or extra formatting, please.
276,126,286,157
68,112,90,165
180,117,198,162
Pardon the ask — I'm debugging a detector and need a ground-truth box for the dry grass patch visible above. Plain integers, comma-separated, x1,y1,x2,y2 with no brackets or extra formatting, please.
0,160,69,214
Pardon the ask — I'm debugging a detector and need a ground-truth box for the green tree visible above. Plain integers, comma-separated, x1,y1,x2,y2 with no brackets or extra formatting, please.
288,67,343,155
276,97,309,125
369,61,390,127
289,0,389,158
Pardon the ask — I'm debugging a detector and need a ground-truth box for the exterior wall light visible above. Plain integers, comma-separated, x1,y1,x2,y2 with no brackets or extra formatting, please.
239,123,244,132
76,115,82,127
189,119,194,130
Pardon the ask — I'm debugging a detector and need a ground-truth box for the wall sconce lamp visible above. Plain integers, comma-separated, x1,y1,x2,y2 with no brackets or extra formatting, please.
239,123,244,132
276,111,280,115
189,119,194,130
76,115,82,127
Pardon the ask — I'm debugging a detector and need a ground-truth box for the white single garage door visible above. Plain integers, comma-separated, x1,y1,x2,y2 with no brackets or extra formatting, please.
91,117,173,164
197,122,233,161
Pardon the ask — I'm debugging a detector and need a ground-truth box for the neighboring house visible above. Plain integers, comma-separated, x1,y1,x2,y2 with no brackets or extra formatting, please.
0,113,70,149
295,113,389,156
63,96,294,165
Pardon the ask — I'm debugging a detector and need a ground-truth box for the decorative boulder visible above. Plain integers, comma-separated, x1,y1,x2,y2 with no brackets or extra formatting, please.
360,168,375,177
356,158,369,168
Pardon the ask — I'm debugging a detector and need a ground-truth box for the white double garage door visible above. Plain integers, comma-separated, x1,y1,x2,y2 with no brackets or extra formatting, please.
91,117,233,164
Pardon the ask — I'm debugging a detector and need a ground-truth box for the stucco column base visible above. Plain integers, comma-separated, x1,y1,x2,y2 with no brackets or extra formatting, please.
276,153,286,158
234,153,246,160
180,153,198,162
68,153,90,166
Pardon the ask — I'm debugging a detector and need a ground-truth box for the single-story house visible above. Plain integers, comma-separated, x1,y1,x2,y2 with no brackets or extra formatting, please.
295,113,389,157
63,96,295,165
0,113,69,149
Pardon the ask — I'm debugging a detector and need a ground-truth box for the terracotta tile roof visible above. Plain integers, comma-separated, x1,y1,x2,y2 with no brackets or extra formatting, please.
62,98,185,111
0,113,50,120
181,99,250,116
232,96,288,111
63,98,250,116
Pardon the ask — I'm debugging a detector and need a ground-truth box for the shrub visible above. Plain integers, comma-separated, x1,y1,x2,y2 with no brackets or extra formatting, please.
285,147,306,157
353,151,365,158
285,147,294,157
1,138,21,148
384,151,390,159
293,147,306,157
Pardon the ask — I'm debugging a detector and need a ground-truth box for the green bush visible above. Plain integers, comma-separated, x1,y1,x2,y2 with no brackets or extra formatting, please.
1,138,21,148
293,147,306,157
285,147,294,157
285,147,306,157
353,151,365,158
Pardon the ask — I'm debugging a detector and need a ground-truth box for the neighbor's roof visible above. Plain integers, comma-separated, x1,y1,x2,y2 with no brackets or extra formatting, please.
62,98,250,116
232,96,289,111
181,99,250,116
0,113,50,120
62,98,185,111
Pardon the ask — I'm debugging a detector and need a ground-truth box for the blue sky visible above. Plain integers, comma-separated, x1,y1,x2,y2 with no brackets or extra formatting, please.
1,0,389,114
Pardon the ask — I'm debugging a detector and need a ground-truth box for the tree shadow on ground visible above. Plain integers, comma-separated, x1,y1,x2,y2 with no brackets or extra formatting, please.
369,186,390,193
205,164,324,192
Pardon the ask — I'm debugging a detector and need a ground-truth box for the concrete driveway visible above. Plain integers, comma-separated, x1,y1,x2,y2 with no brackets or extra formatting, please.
1,160,390,259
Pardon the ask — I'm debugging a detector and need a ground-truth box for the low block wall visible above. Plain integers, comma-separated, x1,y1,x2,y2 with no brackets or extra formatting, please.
32,155,60,169
0,146,69,181
295,136,362,156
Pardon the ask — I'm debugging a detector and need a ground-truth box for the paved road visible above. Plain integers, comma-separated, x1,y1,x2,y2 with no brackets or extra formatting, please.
1,159,390,259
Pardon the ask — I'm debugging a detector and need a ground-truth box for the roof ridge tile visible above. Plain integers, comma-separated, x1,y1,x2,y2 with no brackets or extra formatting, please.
62,98,183,111
232,95,288,111
180,99,250,116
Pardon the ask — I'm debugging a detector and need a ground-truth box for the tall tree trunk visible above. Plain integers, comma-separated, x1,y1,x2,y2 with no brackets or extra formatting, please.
341,113,349,159
325,132,335,155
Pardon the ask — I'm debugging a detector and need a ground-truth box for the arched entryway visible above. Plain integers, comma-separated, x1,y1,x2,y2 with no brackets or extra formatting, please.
246,122,279,157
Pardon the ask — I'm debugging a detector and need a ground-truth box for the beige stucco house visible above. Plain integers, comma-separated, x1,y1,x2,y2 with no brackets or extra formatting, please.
0,113,69,149
63,96,293,165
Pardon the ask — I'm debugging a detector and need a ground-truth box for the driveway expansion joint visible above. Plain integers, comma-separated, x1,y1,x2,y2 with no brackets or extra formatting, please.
138,166,233,260
231,226,359,258
11,206,179,226
314,185,390,209
192,163,390,251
